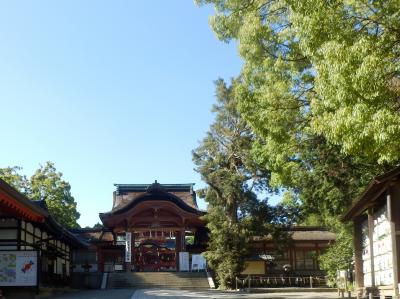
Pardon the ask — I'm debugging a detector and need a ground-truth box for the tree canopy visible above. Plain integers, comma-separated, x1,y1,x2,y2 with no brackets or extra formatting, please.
0,162,80,228
196,0,400,165
195,0,400,283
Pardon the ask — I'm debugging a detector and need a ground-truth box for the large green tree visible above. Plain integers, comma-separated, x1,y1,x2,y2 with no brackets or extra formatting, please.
196,0,400,165
195,0,400,281
0,162,80,228
193,79,295,288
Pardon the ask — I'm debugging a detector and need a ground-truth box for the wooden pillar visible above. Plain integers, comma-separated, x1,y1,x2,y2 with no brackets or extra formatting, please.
182,229,186,252
289,247,294,269
367,208,376,287
131,230,135,272
98,246,104,272
354,217,364,290
176,230,181,271
387,190,399,298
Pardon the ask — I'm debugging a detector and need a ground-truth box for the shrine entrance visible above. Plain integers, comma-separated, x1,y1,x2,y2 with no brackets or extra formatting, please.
99,182,206,272
132,230,178,271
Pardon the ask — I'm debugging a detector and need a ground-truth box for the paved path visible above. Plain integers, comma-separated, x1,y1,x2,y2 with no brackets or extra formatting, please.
131,289,343,299
44,288,344,299
46,289,134,299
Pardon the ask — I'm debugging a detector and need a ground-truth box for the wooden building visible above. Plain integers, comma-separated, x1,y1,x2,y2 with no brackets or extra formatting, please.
343,166,400,299
0,179,85,298
243,227,336,276
72,181,335,278
97,181,205,272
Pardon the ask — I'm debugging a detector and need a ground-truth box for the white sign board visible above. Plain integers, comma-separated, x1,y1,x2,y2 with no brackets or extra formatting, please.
0,251,38,286
191,254,206,271
179,252,189,271
361,205,394,287
125,232,132,263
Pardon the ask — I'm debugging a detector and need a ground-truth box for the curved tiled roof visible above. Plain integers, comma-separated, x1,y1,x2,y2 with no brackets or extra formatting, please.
112,181,198,210
100,188,204,222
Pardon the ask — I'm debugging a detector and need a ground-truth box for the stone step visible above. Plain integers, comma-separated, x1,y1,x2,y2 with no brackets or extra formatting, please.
107,271,210,289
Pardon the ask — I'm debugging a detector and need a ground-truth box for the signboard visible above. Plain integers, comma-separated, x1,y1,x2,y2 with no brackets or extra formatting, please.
191,254,206,271
179,252,189,271
125,232,132,263
0,251,38,286
361,205,394,287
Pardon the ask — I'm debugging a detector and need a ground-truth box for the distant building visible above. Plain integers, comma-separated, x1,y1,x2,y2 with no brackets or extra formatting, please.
244,227,336,277
343,166,400,298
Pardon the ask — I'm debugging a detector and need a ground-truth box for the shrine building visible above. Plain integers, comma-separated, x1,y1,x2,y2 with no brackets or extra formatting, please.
72,181,336,277
74,181,207,273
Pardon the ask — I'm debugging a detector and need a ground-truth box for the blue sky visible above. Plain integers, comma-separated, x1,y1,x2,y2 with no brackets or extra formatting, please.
0,1,265,227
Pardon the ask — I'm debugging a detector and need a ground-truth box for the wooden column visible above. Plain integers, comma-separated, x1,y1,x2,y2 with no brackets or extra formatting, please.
98,246,104,272
131,230,135,272
176,230,181,271
354,217,364,290
387,190,399,298
368,208,376,287
289,247,294,269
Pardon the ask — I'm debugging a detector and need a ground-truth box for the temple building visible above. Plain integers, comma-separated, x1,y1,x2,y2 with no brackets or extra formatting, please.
73,182,207,273
0,177,337,292
72,181,335,278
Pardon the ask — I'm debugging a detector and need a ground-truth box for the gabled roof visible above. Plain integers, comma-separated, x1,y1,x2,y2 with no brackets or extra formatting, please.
115,182,195,194
253,226,336,242
0,178,86,248
342,165,400,221
69,228,114,245
100,185,204,221
0,178,48,222
35,200,87,248
113,181,198,209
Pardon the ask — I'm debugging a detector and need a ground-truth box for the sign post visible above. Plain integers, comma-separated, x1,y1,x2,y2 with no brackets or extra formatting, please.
125,232,132,263
179,252,189,271
0,251,38,287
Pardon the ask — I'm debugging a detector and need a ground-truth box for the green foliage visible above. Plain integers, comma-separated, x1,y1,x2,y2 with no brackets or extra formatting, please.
193,79,295,289
196,0,400,281
0,162,80,228
193,78,260,288
0,166,30,195
319,221,354,285
197,0,400,165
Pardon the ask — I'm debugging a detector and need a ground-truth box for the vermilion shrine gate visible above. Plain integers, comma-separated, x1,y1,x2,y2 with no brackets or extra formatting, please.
98,182,206,272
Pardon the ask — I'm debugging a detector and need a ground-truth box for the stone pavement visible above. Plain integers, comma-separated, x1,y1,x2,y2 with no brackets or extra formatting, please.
44,288,344,299
41,289,134,299
132,289,342,299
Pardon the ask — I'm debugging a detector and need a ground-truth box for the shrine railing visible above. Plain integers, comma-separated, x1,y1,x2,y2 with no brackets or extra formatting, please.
235,275,328,290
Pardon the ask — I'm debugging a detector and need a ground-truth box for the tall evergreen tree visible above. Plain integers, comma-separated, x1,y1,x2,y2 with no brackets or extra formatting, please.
193,79,293,288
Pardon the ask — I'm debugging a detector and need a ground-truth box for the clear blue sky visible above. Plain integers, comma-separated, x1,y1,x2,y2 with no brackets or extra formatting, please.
0,1,266,227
